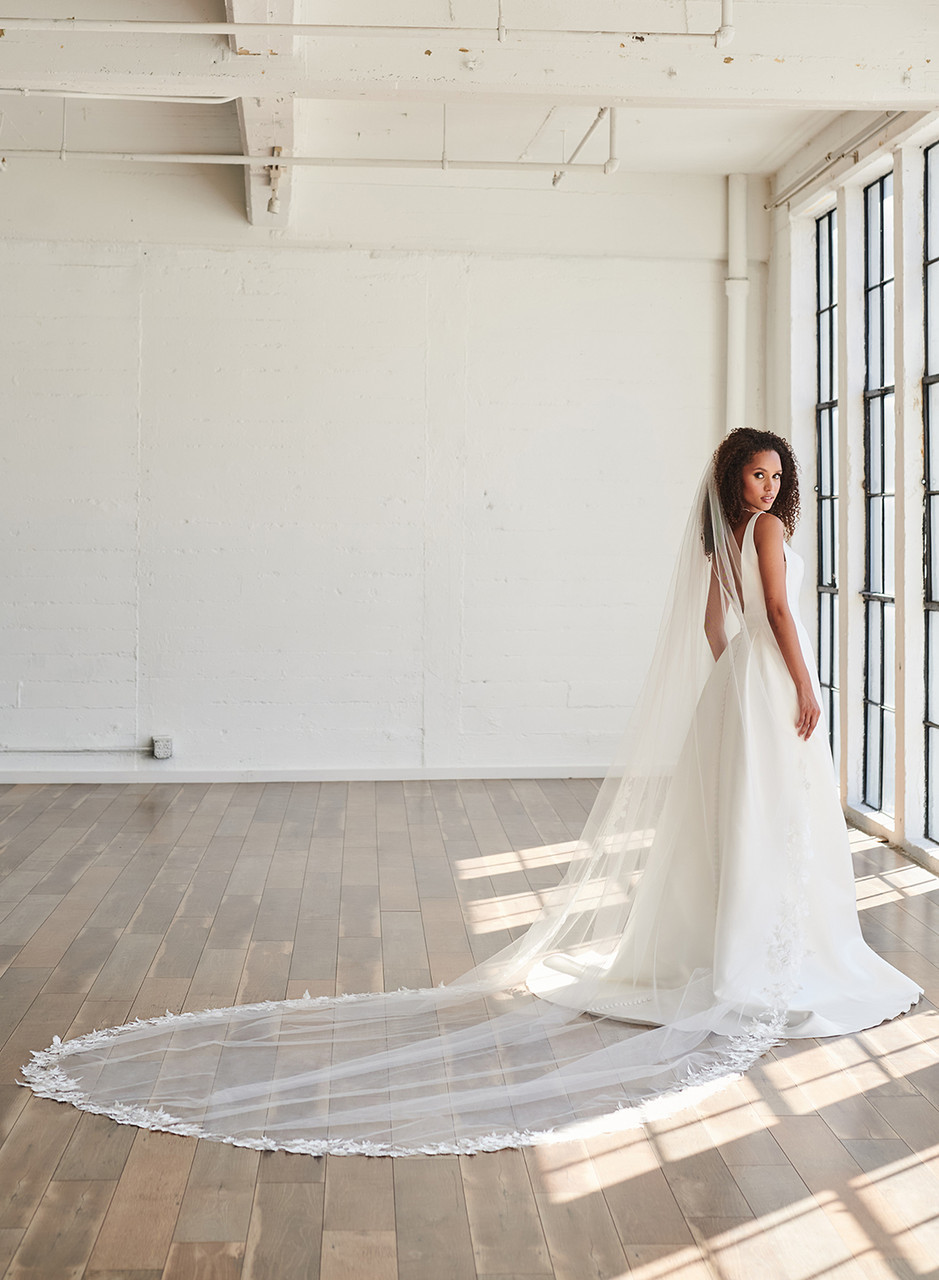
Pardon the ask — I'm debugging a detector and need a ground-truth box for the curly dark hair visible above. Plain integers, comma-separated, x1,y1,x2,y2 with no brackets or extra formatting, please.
711,427,801,540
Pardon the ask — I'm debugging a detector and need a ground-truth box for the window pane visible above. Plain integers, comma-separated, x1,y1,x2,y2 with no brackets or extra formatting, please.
883,279,895,387
869,496,884,594
819,410,833,495
882,708,896,817
820,594,833,684
882,177,894,279
929,146,939,260
867,601,883,703
929,495,939,602
832,593,840,687
867,183,882,280
883,494,895,597
819,316,831,404
929,611,939,718
884,601,896,710
867,289,883,389
818,220,831,311
930,612,939,718
866,701,882,808
927,260,939,373
883,393,896,495
868,397,884,494
830,405,839,485
927,382,939,489
830,686,840,773
928,725,939,837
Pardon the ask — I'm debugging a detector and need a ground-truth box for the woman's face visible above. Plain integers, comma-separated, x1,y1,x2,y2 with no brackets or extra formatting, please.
740,450,782,513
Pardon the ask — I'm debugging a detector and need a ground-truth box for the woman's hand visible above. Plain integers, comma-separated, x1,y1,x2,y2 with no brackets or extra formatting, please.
796,682,821,741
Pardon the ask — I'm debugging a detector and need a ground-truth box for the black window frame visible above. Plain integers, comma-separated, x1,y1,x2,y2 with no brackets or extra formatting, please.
815,207,839,761
924,144,939,837
862,171,896,817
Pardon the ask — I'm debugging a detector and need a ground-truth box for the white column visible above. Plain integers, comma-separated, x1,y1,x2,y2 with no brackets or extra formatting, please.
893,145,927,846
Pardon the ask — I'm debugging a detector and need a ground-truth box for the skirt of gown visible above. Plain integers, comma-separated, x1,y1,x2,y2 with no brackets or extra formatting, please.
529,520,922,1038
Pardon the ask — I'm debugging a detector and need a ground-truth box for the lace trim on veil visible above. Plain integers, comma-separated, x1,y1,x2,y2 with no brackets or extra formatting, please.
20,989,785,1157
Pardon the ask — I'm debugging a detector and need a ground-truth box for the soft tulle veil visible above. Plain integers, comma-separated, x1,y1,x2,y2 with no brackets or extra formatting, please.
19,463,853,1155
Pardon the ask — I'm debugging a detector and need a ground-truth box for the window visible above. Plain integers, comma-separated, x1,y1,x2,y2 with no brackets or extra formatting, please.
925,144,939,837
815,207,839,762
862,172,896,816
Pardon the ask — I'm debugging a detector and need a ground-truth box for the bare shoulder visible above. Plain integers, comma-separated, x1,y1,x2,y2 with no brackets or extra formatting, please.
752,512,785,550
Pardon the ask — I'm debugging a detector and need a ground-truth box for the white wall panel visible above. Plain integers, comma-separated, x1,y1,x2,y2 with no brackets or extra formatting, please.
0,172,764,779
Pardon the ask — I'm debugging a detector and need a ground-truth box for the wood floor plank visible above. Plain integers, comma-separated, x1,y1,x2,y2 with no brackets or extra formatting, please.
11,897,103,969
621,1244,716,1279
0,1232,23,1280
4,1177,115,1280
86,1130,197,1271
320,1230,396,1280
160,1242,244,1280
460,1149,553,1275
130,976,192,1021
335,934,382,995
173,1140,259,1244
689,1213,868,1280
85,933,164,1001
38,926,121,996
525,1140,630,1280
323,1155,394,1232
0,1096,81,1229
590,1133,696,1248
55,1110,137,1183
206,895,261,950
184,947,245,1011
243,1182,324,1280
256,1148,324,1184
394,1156,476,1280
236,939,292,1004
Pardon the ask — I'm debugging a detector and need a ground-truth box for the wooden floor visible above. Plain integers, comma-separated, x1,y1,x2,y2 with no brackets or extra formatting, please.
0,780,938,1280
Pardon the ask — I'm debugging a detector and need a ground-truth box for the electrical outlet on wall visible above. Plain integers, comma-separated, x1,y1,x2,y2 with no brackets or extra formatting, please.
152,736,173,759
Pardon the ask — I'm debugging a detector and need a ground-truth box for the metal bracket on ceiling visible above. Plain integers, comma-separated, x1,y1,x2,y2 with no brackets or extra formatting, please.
266,143,282,213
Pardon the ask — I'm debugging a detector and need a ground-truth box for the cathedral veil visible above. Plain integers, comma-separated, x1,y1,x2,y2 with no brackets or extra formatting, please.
21,462,817,1156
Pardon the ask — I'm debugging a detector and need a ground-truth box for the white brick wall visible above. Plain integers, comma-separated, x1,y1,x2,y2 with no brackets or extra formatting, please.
0,174,767,779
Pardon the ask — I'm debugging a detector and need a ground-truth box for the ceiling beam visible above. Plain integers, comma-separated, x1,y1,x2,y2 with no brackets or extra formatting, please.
233,92,295,225
225,1,295,225
223,0,294,224
1,4,936,111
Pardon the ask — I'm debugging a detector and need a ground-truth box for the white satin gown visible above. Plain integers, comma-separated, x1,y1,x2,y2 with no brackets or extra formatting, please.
530,512,922,1037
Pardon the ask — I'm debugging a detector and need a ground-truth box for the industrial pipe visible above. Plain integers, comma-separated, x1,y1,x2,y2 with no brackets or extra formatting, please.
0,150,618,175
0,87,237,104
725,173,749,433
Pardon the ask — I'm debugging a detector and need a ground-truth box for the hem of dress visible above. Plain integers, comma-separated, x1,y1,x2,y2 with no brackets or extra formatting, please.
800,986,925,1041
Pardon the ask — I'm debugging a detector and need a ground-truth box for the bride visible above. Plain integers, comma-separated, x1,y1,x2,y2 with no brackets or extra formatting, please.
21,429,922,1156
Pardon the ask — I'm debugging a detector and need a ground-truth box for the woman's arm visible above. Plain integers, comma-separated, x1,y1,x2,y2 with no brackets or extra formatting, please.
704,561,728,662
753,513,821,740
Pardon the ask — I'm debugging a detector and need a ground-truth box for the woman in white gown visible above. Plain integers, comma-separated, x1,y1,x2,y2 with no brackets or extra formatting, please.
529,428,920,1038
21,429,921,1156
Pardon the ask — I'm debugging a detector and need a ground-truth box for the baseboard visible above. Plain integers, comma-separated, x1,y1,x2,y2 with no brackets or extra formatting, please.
0,765,606,785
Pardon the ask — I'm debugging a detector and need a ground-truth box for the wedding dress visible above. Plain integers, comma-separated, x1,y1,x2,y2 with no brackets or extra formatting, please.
20,467,921,1156
528,511,920,1037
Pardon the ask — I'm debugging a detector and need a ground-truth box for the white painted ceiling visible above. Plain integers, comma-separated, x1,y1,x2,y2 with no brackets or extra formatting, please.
2,0,933,222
